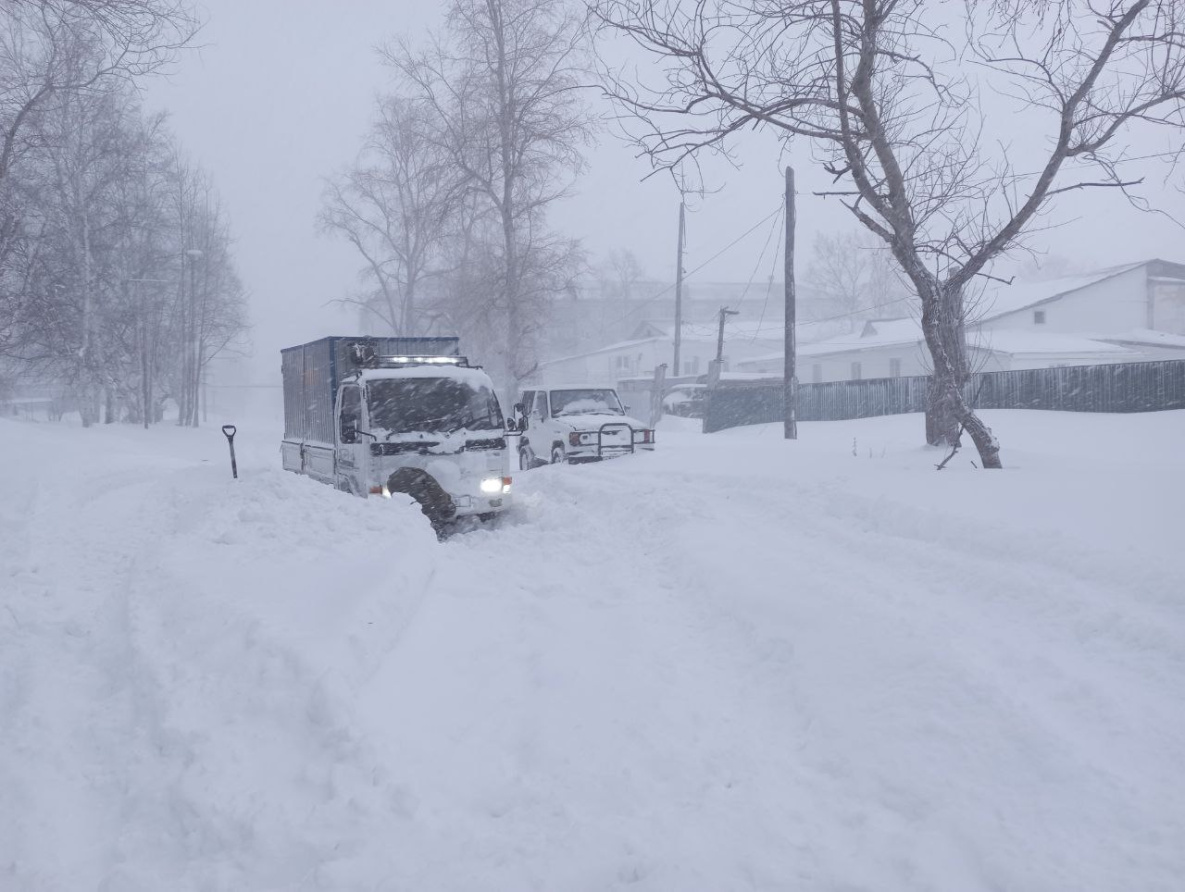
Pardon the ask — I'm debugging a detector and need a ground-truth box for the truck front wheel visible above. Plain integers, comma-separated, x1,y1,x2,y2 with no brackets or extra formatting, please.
550,444,565,465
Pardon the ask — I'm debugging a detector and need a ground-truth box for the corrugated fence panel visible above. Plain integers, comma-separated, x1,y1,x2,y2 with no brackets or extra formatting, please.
704,360,1185,433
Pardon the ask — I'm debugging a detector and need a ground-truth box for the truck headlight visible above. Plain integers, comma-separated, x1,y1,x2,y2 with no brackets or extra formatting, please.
569,432,595,447
480,476,503,494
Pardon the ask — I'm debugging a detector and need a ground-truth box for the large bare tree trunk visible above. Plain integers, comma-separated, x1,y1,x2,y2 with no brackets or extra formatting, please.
922,284,1001,467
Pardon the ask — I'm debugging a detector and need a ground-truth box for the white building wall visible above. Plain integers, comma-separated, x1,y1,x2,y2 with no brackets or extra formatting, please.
1151,279,1185,334
794,342,933,382
980,266,1149,334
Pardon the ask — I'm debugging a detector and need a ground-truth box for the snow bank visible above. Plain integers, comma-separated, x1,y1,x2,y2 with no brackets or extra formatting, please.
2,409,1183,890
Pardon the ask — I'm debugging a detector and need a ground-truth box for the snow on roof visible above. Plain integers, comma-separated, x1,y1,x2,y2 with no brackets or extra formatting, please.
973,262,1146,321
970,330,1134,357
744,321,1147,363
796,318,925,356
1095,329,1185,350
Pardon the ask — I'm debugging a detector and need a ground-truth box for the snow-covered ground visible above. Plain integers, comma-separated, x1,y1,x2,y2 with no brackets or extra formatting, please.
2,409,1183,891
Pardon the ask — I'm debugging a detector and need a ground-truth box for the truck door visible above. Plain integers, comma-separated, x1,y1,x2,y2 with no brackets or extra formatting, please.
335,384,370,496
533,391,552,440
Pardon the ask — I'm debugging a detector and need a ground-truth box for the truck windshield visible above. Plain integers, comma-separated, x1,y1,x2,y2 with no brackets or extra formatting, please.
367,378,504,433
550,389,625,416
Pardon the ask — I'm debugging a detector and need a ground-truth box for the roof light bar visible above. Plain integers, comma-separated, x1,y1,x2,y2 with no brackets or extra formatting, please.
383,350,466,360
378,355,463,365
349,342,469,368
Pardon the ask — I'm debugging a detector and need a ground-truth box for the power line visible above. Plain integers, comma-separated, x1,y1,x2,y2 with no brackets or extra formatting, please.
799,294,915,327
752,208,786,338
602,204,784,331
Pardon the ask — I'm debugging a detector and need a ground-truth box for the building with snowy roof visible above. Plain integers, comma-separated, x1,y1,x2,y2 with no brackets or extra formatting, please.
735,259,1185,382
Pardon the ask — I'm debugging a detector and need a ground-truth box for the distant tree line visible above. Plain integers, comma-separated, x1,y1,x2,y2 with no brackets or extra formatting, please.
0,0,249,427
321,0,591,387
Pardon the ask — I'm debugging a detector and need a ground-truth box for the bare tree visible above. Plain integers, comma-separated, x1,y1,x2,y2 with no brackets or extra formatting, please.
0,0,198,195
0,0,198,391
385,0,592,385
807,230,909,332
320,96,460,336
592,0,1185,468
3,73,246,427
598,247,646,300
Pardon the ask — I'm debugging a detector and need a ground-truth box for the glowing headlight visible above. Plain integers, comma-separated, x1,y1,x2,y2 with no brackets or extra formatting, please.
480,476,503,494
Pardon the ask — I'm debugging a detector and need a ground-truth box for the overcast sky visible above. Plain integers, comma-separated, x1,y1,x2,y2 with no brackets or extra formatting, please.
143,0,1185,381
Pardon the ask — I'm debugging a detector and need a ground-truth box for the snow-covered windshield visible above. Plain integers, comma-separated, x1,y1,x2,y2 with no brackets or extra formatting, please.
550,389,624,416
368,378,504,433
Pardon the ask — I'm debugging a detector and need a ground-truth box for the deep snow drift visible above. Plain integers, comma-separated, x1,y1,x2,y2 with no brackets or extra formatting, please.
1,409,1183,891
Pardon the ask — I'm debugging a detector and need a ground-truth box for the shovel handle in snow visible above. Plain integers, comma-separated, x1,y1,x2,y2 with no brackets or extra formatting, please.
221,425,238,479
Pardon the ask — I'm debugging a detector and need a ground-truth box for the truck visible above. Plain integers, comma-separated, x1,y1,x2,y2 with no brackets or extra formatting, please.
281,336,512,531
511,385,656,469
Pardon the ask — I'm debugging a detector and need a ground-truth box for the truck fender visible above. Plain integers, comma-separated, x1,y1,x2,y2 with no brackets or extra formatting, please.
385,467,456,531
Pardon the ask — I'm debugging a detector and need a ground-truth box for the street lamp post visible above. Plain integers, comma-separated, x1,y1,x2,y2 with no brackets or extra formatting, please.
716,306,739,364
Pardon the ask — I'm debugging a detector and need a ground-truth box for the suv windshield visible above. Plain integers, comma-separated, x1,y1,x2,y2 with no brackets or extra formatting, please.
368,378,504,433
550,389,624,416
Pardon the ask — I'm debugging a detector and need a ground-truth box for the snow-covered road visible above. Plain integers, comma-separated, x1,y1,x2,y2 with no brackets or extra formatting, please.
2,411,1183,890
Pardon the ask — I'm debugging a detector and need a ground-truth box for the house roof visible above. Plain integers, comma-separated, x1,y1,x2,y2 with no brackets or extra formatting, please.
738,323,1146,365
1096,329,1185,350
973,262,1146,321
970,330,1134,357
795,318,925,357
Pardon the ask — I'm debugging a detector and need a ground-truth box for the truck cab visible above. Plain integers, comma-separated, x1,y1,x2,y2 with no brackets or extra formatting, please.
281,338,512,531
513,386,655,469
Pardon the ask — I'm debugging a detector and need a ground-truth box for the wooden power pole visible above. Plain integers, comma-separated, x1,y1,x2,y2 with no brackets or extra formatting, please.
784,167,798,440
673,201,685,378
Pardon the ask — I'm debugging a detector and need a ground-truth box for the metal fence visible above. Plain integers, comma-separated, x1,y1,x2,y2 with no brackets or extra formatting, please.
702,360,1185,432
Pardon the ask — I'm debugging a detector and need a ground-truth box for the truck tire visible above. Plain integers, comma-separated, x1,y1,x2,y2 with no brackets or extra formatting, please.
550,444,565,465
519,446,533,470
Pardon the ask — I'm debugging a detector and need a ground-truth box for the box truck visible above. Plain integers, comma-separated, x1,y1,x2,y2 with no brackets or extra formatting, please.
280,336,512,530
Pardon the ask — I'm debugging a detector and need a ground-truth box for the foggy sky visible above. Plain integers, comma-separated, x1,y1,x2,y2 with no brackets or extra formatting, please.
143,0,1185,382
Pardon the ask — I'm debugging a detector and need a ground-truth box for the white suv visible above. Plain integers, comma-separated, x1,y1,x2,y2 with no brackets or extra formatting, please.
512,387,656,468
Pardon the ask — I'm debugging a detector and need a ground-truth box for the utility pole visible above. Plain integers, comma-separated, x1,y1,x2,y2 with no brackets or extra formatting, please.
716,306,739,363
784,166,798,440
673,201,685,378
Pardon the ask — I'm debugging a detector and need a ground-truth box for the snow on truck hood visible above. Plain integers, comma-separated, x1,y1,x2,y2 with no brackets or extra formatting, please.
553,412,648,430
372,428,505,453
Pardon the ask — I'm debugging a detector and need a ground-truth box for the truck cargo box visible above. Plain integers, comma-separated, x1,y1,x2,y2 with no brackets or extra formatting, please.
281,336,460,444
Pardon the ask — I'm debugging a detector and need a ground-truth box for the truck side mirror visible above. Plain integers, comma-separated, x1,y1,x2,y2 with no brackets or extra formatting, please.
514,402,524,415
506,418,518,433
